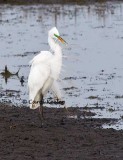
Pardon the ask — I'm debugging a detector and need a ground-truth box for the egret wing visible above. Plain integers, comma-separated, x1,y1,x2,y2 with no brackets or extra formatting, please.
28,63,51,109
28,51,53,109
29,51,52,66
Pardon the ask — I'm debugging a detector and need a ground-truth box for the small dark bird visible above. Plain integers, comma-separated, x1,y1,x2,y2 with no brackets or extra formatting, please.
1,65,20,83
20,76,25,86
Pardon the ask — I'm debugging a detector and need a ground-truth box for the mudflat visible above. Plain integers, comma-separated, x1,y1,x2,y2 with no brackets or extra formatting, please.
0,104,123,160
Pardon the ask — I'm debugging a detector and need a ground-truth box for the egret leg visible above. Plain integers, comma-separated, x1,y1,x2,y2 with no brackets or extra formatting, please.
64,104,69,115
38,98,44,127
56,98,69,116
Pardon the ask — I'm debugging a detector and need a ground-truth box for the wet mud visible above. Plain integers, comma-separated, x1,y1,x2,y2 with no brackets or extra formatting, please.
0,104,123,160
0,0,121,5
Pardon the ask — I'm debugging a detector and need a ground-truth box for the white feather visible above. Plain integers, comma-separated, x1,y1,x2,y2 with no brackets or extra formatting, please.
28,27,65,109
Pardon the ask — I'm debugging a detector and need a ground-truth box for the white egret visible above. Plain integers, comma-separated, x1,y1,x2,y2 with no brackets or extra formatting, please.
28,27,67,126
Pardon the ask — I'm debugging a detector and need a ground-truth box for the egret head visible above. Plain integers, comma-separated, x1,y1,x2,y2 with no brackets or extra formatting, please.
48,27,67,45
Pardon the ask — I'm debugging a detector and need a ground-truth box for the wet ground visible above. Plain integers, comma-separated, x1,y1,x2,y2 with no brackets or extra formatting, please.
0,104,123,160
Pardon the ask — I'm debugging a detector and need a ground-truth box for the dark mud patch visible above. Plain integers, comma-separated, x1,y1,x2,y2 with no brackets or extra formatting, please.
63,86,78,91
0,104,123,160
87,96,102,100
13,51,38,57
67,107,96,118
83,105,105,110
115,95,123,99
63,76,87,80
0,0,120,5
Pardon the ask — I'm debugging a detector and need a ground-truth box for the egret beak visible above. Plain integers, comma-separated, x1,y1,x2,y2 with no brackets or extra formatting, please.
54,34,67,45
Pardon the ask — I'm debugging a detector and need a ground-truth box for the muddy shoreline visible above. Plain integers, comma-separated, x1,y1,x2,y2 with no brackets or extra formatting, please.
0,104,123,159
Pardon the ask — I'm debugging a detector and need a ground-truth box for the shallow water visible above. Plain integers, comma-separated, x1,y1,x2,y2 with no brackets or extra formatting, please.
0,2,123,129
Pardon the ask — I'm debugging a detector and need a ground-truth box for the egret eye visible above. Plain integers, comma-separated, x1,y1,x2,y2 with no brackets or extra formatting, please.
54,34,57,39
54,34,59,38
53,34,59,42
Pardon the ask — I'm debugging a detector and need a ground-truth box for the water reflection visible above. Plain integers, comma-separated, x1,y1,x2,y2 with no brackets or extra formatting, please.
20,76,25,86
0,2,122,27
0,65,25,87
1,65,20,84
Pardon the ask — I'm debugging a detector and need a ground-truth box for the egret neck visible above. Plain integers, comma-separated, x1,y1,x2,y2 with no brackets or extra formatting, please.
48,36,62,79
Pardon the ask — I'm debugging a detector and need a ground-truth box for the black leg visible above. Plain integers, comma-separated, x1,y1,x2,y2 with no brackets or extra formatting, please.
64,104,70,117
38,98,44,127
38,106,43,127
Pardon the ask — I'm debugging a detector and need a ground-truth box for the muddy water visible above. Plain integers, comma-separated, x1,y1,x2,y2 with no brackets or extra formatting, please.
0,2,123,129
